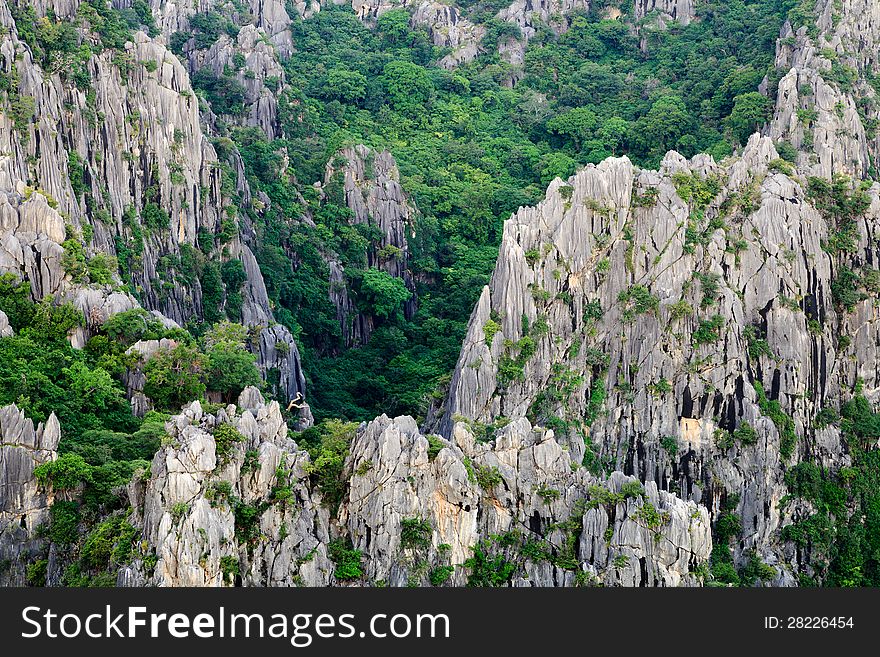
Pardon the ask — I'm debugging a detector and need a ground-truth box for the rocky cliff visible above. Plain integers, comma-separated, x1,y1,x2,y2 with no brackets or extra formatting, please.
0,0,308,406
3,0,880,589
634,0,694,25
324,145,416,346
440,132,878,580
117,387,709,586
769,0,880,179
0,404,59,586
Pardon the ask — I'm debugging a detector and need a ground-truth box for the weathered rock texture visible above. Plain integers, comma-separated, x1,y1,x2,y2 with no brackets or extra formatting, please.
0,404,59,586
323,145,417,346
769,0,880,178
496,0,592,65
634,0,695,25
410,2,485,69
346,0,695,68
150,0,300,55
341,414,710,587
440,133,878,580
121,388,710,586
185,25,287,138
5,0,880,590
125,388,333,586
351,0,485,68
0,1,309,407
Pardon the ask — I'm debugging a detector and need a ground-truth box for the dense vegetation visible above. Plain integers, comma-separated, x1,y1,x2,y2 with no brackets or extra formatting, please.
781,383,880,586
6,0,879,588
188,1,794,423
0,275,262,585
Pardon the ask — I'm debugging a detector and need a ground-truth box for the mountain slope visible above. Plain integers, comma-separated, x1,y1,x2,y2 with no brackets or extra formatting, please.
2,0,880,588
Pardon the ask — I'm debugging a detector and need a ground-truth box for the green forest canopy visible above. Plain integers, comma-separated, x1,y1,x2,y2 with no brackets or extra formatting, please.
217,1,790,422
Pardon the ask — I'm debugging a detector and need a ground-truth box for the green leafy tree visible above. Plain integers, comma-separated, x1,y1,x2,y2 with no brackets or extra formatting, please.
377,9,411,45
599,117,629,154
202,322,261,401
34,453,92,491
63,361,127,414
632,95,695,156
546,107,600,151
727,92,772,144
325,67,368,103
380,60,434,116
539,152,578,186
353,269,411,320
143,343,206,410
101,308,165,345
0,273,36,330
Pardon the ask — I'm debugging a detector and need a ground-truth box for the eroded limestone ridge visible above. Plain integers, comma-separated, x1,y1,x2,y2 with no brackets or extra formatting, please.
440,133,880,581
0,0,309,407
769,0,880,178
0,404,59,586
324,145,418,347
117,387,709,586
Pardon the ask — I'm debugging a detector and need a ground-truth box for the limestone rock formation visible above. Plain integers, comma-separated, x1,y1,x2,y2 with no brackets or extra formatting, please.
350,0,484,67
323,145,417,346
0,310,13,337
149,0,299,55
0,404,59,586
0,1,310,409
440,133,878,579
4,0,880,591
769,0,880,178
410,2,484,69
126,388,335,586
185,25,287,138
341,414,710,587
121,387,709,586
634,0,695,25
0,189,67,302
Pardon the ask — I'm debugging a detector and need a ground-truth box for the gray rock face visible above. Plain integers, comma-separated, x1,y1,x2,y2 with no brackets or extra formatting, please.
634,0,695,25
326,145,414,281
0,25,222,323
257,323,313,427
6,0,880,590
0,190,66,302
0,310,12,337
0,3,309,409
342,415,710,587
347,0,686,68
124,388,709,586
350,0,485,68
410,2,484,69
186,25,287,138
129,388,333,586
0,405,59,586
769,0,880,178
0,187,158,348
323,145,417,346
440,133,879,578
497,0,592,33
149,0,299,55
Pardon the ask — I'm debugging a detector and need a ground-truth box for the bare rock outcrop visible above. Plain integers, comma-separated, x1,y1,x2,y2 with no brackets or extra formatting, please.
323,145,417,346
342,414,710,587
769,0,880,178
186,25,287,138
0,405,59,586
130,388,333,586
124,388,709,586
440,134,878,578
0,3,310,410
634,0,695,25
